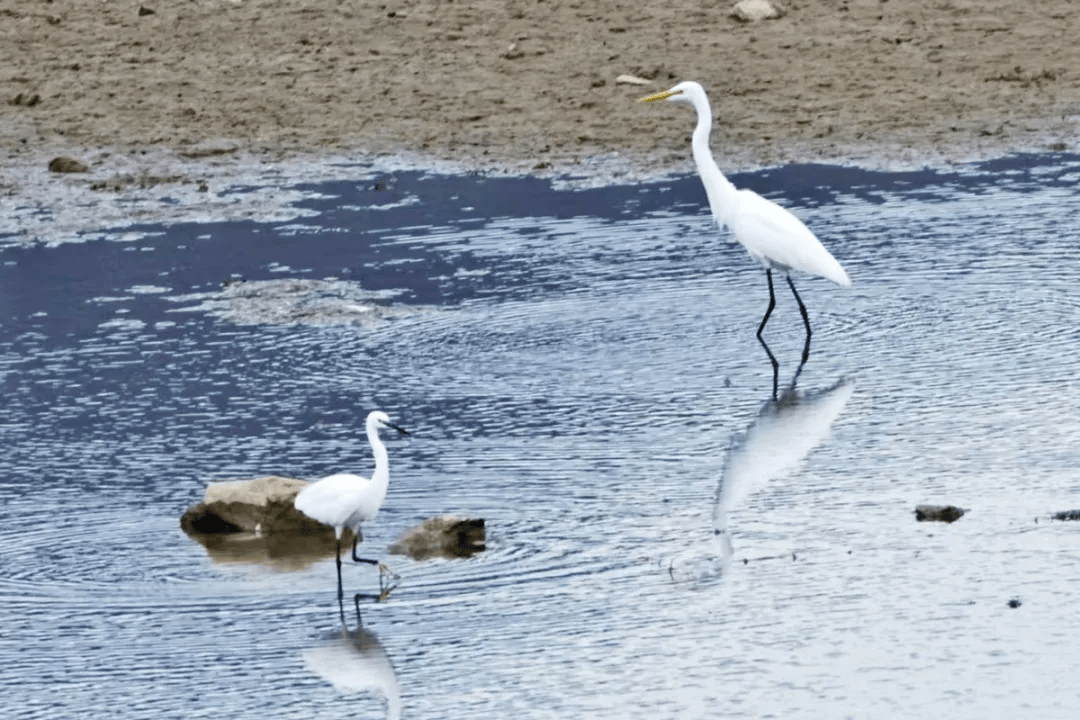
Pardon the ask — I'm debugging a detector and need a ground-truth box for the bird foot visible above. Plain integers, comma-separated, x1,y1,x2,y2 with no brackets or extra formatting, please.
378,563,400,596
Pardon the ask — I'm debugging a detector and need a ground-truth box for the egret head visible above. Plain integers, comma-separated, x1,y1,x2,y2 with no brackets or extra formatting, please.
638,81,705,107
368,410,410,436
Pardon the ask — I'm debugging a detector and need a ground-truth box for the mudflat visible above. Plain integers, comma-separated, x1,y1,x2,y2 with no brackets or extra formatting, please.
3,0,1079,178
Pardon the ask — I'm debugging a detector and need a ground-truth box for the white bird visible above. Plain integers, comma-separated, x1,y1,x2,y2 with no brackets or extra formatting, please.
294,410,409,603
640,81,850,350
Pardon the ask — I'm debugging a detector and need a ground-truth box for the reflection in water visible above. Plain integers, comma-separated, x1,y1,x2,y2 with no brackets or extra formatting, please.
714,377,856,572
759,333,811,401
187,530,340,571
304,625,402,720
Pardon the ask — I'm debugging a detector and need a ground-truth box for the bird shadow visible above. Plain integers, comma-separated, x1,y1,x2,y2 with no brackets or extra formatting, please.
303,617,402,719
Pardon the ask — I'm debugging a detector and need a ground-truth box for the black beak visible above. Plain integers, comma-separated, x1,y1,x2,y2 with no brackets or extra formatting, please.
386,422,409,436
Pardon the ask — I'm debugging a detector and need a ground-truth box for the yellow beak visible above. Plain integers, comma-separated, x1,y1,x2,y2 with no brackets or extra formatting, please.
638,88,683,103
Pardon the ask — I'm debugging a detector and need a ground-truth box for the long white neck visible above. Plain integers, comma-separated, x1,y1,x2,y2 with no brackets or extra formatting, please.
366,421,390,509
690,99,738,228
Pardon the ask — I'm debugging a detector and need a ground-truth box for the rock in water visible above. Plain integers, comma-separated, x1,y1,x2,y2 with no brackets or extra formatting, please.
48,157,89,173
388,516,486,560
914,505,967,523
180,475,350,538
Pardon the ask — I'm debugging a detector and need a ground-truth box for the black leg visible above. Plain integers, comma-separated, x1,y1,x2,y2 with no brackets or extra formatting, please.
335,539,346,626
351,531,379,566
757,270,780,401
335,539,344,600
353,592,381,627
786,275,812,378
757,269,777,339
759,337,779,401
786,275,812,345
790,332,811,390
349,529,400,601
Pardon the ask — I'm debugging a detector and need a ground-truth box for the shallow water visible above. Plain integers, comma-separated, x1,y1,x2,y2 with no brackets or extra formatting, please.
4,154,1080,718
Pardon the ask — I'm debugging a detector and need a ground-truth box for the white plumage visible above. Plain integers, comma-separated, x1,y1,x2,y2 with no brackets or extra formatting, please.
294,410,409,602
641,81,850,341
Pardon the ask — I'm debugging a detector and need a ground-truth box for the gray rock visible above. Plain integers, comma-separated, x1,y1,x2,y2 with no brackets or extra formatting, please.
914,504,967,523
48,157,89,173
388,516,486,560
180,475,351,537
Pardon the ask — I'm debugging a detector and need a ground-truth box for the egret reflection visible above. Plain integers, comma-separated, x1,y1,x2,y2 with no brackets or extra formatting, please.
304,624,402,720
760,333,812,401
714,376,856,572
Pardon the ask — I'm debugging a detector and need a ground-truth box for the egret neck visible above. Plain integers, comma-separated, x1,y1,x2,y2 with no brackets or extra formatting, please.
366,415,391,516
690,100,737,229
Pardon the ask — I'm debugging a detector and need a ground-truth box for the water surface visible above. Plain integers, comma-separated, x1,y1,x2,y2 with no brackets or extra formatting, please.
3,154,1080,718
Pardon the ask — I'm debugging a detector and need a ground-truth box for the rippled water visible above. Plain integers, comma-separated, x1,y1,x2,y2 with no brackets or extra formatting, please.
4,154,1080,718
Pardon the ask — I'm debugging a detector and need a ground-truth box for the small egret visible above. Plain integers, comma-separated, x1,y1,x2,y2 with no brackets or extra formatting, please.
640,81,850,354
295,410,409,605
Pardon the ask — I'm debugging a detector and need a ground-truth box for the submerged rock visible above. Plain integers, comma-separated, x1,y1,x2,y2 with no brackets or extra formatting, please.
1052,509,1080,521
388,516,486,560
914,505,967,523
168,278,412,328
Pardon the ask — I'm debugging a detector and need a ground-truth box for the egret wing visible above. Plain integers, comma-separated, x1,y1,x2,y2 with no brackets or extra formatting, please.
731,190,850,286
295,473,370,529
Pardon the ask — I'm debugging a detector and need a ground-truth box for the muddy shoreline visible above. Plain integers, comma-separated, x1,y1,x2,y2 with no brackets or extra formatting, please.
3,0,1080,228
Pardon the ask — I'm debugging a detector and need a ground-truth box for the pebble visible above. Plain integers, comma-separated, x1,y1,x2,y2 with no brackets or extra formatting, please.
48,157,89,173
731,0,785,22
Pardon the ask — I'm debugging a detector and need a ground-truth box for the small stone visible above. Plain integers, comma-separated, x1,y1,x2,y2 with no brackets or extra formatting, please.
138,6,155,16
180,138,240,158
615,74,652,86
48,157,89,173
11,93,41,107
731,0,786,23
1008,598,1022,608
914,504,967,523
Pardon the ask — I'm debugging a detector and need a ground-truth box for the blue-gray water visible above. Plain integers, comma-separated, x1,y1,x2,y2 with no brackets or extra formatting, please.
3,155,1080,718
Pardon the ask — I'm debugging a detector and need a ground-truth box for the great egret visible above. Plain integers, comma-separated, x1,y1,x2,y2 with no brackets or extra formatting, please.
639,81,850,353
294,410,409,605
